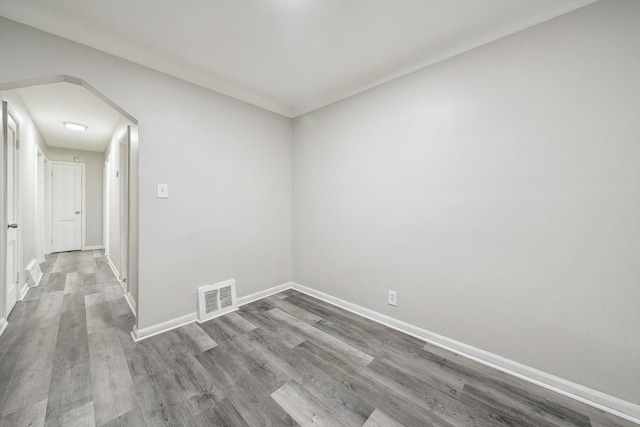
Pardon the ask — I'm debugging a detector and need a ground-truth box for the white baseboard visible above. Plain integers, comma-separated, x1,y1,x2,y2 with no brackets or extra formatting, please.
0,317,8,337
196,307,239,325
19,282,30,300
290,282,640,424
106,256,121,281
237,282,294,306
124,292,137,318
106,256,131,303
131,312,197,342
125,279,639,422
84,245,104,251
131,281,295,342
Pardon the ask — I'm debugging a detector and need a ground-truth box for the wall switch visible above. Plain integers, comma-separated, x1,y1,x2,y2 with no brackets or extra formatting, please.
157,183,169,198
388,290,397,306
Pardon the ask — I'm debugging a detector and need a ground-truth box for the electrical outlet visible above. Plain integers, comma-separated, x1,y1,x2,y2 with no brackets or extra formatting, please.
388,290,397,306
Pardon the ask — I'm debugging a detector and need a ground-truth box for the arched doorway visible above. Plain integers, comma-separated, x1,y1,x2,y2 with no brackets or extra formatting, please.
0,75,139,334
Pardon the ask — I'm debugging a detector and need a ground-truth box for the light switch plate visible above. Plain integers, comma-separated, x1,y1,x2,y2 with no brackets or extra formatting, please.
157,183,168,198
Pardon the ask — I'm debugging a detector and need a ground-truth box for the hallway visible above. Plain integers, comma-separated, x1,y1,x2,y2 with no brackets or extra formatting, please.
0,250,134,426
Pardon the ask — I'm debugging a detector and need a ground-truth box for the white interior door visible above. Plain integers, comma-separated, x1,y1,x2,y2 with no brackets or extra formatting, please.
52,163,83,252
4,103,19,315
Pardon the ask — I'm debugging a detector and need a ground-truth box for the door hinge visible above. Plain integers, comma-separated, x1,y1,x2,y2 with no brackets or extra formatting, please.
16,272,20,284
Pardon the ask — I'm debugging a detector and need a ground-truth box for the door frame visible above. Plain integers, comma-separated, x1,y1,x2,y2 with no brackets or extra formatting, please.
103,154,110,258
49,161,86,252
1,101,21,322
119,127,130,287
35,147,47,263
44,158,52,255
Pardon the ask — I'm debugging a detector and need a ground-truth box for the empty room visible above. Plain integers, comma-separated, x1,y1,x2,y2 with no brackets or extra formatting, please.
0,0,638,426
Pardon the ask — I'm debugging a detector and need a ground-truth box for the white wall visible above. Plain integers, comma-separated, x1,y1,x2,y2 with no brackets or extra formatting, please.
0,16,293,329
46,146,104,248
0,91,49,295
293,0,640,405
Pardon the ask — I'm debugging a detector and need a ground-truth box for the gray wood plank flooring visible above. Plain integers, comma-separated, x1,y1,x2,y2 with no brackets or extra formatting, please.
0,251,636,426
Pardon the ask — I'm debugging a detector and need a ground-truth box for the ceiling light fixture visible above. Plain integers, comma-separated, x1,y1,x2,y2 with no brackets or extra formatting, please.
63,121,88,131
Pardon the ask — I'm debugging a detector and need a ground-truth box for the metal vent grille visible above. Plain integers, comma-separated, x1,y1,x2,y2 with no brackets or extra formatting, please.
220,286,233,309
197,279,237,323
204,288,219,313
26,260,43,287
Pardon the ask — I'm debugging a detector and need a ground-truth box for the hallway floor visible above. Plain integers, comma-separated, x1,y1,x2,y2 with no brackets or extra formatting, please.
0,251,636,426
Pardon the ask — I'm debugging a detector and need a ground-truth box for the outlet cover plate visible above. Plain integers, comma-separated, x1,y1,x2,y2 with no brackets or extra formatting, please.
388,290,397,306
157,183,169,198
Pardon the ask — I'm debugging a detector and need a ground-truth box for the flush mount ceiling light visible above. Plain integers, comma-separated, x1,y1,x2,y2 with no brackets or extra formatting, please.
63,121,88,131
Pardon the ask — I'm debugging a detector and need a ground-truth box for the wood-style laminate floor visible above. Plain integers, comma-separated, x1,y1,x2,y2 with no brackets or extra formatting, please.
0,251,636,427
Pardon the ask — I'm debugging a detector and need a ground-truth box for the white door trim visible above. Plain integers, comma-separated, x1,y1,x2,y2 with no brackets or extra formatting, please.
44,159,52,255
50,160,86,252
2,101,21,318
119,127,130,288
103,155,110,257
35,147,47,263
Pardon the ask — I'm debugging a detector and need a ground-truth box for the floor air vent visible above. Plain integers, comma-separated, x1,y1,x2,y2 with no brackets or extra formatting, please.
26,260,43,287
197,279,237,323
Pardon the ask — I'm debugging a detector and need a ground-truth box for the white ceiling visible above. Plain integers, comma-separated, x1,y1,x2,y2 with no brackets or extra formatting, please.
0,0,595,118
13,82,123,152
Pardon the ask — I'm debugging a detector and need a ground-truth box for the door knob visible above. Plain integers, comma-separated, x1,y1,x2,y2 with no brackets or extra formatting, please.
75,211,80,215
7,223,18,229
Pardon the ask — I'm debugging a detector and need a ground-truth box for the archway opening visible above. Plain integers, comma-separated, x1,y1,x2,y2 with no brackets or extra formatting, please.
0,75,139,334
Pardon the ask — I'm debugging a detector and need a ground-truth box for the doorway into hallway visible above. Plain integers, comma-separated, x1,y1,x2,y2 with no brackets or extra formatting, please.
0,76,139,330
